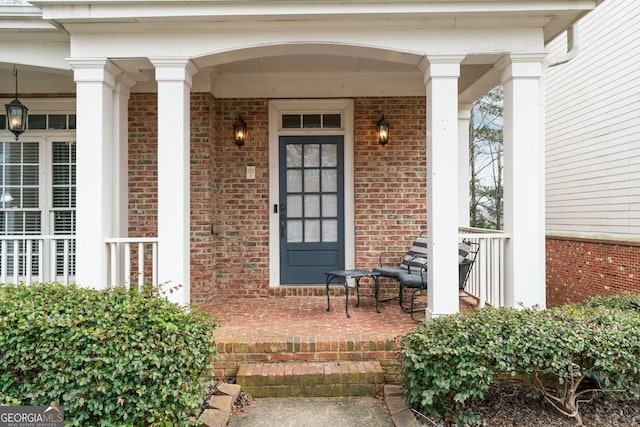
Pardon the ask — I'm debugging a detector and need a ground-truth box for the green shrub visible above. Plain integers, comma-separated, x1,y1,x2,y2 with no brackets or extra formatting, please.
399,297,640,426
0,283,218,426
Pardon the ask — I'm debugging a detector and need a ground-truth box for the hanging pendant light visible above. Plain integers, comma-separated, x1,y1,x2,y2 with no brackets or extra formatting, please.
5,65,29,140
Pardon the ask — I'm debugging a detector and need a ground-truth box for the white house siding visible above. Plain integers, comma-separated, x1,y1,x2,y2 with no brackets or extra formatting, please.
545,0,640,242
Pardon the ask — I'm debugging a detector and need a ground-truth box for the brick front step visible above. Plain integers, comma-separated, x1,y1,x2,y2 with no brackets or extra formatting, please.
236,361,385,398
213,335,401,384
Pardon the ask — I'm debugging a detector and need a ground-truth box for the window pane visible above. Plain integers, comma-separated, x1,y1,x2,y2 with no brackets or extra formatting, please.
68,115,76,130
5,166,21,185
304,195,320,217
53,164,70,185
6,146,21,163
23,165,38,185
302,114,321,128
48,115,67,130
304,169,320,192
0,115,5,130
53,188,70,208
304,144,320,167
24,212,41,234
23,143,38,163
22,188,38,208
282,114,301,129
1,187,18,208
53,142,70,163
287,170,302,193
28,115,46,130
304,220,320,242
54,211,75,234
322,220,338,242
323,114,341,128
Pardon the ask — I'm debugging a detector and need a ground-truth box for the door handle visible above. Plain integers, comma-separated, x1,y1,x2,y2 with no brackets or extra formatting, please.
280,214,286,237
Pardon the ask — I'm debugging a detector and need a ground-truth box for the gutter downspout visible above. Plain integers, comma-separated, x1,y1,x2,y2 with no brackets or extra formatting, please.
539,24,579,308
544,25,580,69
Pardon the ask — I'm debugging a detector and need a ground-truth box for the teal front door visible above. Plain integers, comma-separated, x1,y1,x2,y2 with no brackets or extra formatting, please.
279,136,345,284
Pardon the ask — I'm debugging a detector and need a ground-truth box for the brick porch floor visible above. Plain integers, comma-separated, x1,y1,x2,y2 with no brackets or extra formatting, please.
202,288,477,386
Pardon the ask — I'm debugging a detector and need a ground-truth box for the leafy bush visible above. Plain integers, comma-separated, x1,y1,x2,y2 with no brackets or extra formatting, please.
400,296,640,426
0,283,218,426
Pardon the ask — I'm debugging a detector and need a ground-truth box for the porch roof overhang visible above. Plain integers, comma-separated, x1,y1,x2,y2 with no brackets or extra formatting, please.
1,0,600,99
26,0,599,45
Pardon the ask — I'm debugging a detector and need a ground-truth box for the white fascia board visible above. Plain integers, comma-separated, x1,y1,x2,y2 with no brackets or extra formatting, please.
30,0,597,21
0,5,42,18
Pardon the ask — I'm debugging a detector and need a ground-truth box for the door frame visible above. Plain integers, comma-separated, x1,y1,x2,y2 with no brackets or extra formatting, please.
268,99,355,287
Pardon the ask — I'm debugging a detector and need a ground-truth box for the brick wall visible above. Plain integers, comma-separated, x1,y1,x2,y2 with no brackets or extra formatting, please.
546,237,640,307
128,95,427,301
354,97,427,298
128,93,215,304
210,99,271,298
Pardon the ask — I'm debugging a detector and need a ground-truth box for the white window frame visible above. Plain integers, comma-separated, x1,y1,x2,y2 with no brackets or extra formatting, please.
0,98,76,282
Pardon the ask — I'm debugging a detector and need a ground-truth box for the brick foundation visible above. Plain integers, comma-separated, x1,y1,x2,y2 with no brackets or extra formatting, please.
546,236,640,307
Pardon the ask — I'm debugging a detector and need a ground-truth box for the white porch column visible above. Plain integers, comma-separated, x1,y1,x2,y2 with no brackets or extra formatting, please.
500,54,546,308
69,58,120,288
150,58,197,305
113,74,136,285
458,104,473,227
422,55,464,318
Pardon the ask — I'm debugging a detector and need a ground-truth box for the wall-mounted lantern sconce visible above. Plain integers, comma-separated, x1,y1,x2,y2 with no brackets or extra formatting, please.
377,115,390,146
233,115,247,147
5,65,28,140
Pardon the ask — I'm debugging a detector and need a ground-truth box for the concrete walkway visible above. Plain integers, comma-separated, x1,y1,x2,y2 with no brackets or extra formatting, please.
227,396,395,427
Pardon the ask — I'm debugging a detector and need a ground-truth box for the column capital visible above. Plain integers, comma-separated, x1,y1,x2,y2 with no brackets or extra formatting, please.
458,104,474,120
419,55,464,83
149,57,198,87
496,53,546,81
115,73,136,99
67,58,122,88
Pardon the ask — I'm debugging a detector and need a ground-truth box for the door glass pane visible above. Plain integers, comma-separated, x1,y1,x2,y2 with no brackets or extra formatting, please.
304,169,320,192
322,220,338,242
322,195,337,217
304,220,320,242
322,170,337,192
286,144,302,167
287,195,302,217
287,170,302,192
287,220,303,242
304,144,320,167
321,144,337,167
304,195,320,217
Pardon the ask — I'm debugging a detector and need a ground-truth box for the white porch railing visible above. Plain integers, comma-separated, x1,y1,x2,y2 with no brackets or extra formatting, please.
105,237,158,289
459,226,510,308
0,235,76,285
